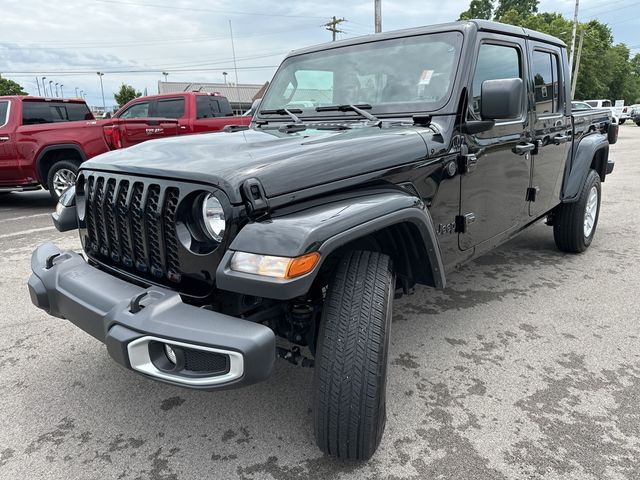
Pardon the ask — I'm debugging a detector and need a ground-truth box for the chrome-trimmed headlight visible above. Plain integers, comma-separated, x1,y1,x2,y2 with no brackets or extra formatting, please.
201,193,225,242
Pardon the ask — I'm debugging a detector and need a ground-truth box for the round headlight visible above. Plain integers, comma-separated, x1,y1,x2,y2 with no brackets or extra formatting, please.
201,194,225,242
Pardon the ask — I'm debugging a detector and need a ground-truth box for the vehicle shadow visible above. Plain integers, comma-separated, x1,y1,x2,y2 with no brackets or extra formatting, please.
0,191,54,212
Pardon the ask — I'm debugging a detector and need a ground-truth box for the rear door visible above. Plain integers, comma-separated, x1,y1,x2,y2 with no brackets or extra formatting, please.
527,42,570,217
152,97,187,137
0,99,19,184
459,36,532,250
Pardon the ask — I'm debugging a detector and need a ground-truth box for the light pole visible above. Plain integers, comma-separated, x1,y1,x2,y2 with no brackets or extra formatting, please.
60,84,64,98
49,81,53,97
75,87,79,98
42,77,47,96
96,72,105,112
55,82,59,97
35,77,42,96
162,71,169,82
223,72,228,84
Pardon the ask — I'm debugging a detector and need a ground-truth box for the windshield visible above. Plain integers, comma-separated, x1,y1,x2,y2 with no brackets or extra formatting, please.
260,31,463,117
0,101,8,128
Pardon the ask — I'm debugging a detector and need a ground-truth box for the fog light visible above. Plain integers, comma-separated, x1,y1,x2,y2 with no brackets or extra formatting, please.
164,344,177,364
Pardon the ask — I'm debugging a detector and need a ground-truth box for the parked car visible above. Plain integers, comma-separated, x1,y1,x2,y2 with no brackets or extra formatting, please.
584,99,620,124
104,92,251,149
0,96,111,201
29,20,617,460
631,105,640,126
571,101,593,111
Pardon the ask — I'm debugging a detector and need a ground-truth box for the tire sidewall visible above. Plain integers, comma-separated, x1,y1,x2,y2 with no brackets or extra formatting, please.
581,171,601,248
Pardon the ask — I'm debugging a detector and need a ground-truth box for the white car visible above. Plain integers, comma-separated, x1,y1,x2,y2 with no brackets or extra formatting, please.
584,100,620,124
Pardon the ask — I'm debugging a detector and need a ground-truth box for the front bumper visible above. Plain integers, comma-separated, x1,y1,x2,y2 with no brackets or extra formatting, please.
28,243,275,390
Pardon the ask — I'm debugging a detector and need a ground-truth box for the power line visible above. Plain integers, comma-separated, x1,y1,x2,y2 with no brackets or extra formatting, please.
2,65,279,77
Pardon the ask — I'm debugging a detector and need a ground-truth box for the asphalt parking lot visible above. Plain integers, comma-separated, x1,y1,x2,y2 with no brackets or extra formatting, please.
1,124,639,480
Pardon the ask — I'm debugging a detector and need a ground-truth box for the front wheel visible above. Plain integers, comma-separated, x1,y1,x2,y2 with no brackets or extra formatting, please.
313,250,395,460
553,169,601,253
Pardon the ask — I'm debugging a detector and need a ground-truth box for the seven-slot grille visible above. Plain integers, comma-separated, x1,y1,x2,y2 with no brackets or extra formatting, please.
83,174,182,285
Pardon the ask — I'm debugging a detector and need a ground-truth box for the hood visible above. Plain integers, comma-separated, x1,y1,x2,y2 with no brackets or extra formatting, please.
83,124,432,205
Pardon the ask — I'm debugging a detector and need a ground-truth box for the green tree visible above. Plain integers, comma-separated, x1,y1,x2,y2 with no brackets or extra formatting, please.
494,0,539,20
114,83,141,107
0,77,28,96
459,0,494,20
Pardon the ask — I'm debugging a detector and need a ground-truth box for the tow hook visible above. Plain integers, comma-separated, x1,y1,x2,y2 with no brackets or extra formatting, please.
277,346,314,368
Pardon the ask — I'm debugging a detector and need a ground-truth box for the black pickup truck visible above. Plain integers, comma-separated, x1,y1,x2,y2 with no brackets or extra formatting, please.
29,20,617,460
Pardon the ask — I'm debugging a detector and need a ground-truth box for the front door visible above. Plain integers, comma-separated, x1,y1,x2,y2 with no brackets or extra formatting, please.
459,36,532,250
527,42,571,217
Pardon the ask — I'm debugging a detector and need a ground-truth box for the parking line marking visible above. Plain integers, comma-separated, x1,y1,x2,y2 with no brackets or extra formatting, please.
0,226,56,239
0,213,51,223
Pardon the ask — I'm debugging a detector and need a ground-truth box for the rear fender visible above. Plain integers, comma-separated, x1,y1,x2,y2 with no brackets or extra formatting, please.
216,191,446,300
561,134,609,203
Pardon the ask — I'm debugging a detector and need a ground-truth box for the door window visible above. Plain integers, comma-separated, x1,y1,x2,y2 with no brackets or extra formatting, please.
196,97,221,119
156,98,185,119
0,101,9,127
119,102,150,119
532,50,561,115
470,43,522,118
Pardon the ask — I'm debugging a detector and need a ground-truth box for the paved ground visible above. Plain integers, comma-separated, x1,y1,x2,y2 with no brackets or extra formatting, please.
1,125,639,480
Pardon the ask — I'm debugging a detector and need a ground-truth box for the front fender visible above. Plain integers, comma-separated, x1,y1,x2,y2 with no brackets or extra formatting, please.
562,134,609,203
216,191,445,300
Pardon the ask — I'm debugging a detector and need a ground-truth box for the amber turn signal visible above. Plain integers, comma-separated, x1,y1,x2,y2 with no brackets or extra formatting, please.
286,252,321,278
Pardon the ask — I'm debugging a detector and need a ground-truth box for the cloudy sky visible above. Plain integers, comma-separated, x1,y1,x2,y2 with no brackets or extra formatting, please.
1,0,638,109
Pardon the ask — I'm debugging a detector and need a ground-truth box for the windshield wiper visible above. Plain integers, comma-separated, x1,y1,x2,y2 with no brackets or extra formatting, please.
259,108,303,124
315,104,380,125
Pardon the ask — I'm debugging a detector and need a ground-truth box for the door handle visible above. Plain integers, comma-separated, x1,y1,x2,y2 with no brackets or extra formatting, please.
0,135,9,142
512,143,536,155
553,134,571,145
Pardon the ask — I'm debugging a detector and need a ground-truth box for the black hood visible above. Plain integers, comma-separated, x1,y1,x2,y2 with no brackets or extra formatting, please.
83,125,432,205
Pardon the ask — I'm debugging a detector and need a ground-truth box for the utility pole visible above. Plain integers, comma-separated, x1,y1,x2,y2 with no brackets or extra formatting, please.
568,0,579,72
325,16,346,41
35,77,41,96
571,30,585,100
97,72,105,112
374,0,382,33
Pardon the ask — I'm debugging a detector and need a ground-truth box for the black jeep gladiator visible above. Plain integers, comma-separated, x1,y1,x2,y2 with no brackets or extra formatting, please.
29,20,617,460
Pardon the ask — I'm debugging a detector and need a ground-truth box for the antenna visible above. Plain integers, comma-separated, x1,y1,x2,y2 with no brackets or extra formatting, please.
229,20,242,114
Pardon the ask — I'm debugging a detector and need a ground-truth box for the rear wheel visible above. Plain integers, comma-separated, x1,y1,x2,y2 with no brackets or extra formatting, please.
313,250,394,460
553,169,601,253
47,160,78,202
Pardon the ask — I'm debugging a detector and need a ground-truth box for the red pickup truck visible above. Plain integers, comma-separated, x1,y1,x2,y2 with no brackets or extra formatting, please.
103,92,251,149
0,93,250,201
0,96,110,201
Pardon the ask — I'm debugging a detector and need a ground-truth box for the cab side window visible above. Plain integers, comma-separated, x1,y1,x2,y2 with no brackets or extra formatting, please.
470,43,521,118
532,50,561,115
119,102,149,119
196,97,222,119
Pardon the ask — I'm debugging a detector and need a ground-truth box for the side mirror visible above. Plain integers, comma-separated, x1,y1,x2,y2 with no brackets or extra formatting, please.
480,78,523,120
247,98,262,117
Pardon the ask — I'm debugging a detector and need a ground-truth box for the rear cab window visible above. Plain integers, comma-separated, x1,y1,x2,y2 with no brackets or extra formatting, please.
22,101,93,125
155,98,185,119
0,101,9,128
531,50,561,115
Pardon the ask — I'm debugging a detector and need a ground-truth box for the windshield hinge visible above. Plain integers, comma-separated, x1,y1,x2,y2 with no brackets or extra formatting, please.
241,178,270,219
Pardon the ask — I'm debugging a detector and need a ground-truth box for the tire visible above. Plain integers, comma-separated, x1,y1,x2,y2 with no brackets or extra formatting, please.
553,169,601,253
619,119,625,125
47,160,79,202
636,122,640,127
313,250,395,460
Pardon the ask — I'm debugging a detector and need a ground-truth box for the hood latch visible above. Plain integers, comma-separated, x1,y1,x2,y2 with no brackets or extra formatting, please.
241,178,270,219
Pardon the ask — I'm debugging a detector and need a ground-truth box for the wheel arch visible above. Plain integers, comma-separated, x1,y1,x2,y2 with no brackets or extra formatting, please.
561,134,609,203
36,144,87,189
216,190,446,300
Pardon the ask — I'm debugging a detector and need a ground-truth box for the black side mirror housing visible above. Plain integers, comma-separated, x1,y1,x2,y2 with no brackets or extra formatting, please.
480,78,523,120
